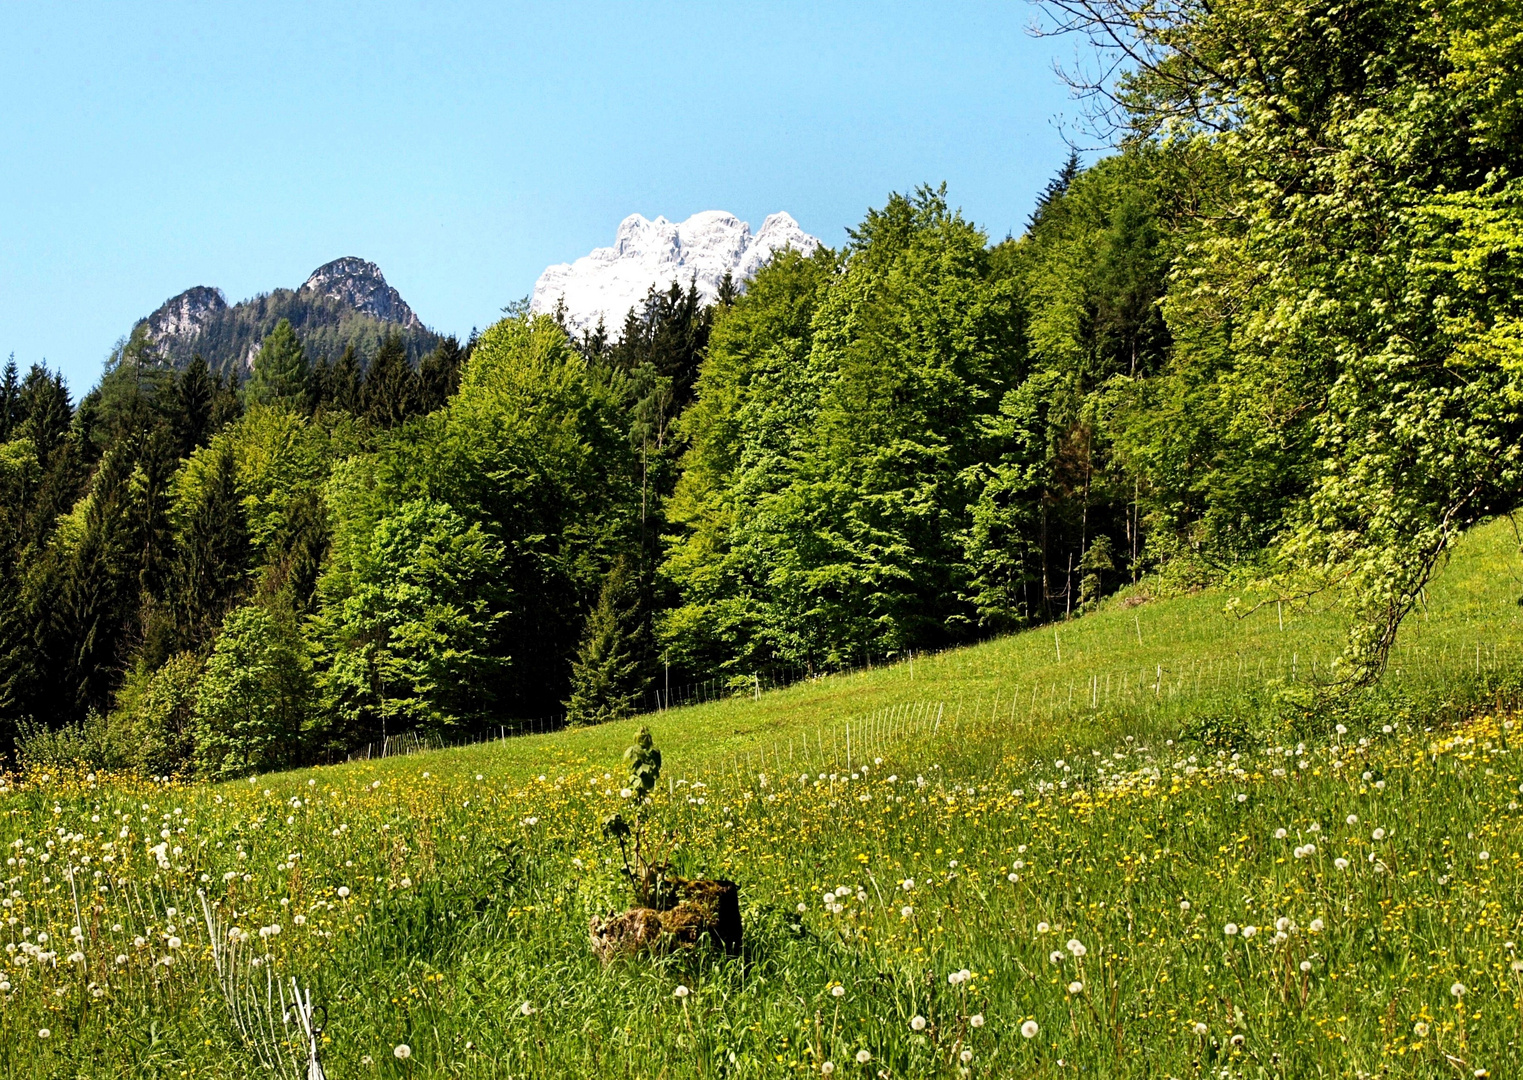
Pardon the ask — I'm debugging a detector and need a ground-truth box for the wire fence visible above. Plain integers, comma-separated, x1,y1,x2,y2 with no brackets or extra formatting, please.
341,637,1523,768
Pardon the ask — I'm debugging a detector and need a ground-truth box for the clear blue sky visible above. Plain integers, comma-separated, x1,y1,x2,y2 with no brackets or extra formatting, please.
1,1,1082,395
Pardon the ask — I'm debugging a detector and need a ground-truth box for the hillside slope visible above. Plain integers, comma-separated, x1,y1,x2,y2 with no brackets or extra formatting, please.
345,515,1523,787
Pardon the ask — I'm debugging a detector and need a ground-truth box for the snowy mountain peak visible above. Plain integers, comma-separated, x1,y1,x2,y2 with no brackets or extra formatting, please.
532,211,820,336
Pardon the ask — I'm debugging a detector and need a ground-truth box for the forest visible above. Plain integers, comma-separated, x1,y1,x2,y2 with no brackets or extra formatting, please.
2,0,1520,779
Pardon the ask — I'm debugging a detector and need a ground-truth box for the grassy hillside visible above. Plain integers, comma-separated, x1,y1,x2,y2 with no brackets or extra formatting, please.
366,515,1523,787
2,519,1521,1077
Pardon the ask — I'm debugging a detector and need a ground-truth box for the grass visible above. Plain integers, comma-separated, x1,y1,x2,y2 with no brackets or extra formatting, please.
1,518,1521,1077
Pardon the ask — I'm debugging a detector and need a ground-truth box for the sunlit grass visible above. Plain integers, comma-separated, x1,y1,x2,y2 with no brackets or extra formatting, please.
1,519,1520,1077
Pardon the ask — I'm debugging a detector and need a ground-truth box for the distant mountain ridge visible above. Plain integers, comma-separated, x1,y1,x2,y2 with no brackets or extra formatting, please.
531,211,821,337
136,258,438,375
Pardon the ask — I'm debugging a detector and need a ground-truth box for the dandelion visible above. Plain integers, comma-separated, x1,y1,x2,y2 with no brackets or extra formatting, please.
1414,1022,1430,1038
1067,980,1083,994
1193,1022,1208,1035
1007,872,1019,882
167,936,181,950
960,1049,973,1064
520,1001,536,1015
1230,1033,1245,1047
901,905,913,918
969,1014,984,1028
1300,960,1312,972
1334,857,1350,870
1451,982,1466,999
1479,851,1490,862
674,985,690,999
38,1028,50,1039
831,985,845,997
1372,828,1386,841
1309,918,1325,933
911,1015,927,1031
1066,938,1086,958
1242,925,1257,939
1224,923,1239,936
821,1063,834,1076
1021,1020,1039,1039
1179,900,1191,912
1274,828,1287,839
1346,814,1358,825
1049,950,1065,964
856,1050,872,1064
393,1044,411,1060
901,878,915,891
1036,921,1050,934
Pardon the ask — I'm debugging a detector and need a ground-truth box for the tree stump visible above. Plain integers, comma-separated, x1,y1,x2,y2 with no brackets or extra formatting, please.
589,878,740,964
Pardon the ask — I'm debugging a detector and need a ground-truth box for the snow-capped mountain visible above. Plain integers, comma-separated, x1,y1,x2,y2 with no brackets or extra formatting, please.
531,211,820,336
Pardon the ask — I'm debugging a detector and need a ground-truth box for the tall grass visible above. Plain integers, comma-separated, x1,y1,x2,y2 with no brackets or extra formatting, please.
1,518,1520,1077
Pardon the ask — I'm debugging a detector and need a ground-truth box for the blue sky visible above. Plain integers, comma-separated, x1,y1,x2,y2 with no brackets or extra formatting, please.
1,1,1083,395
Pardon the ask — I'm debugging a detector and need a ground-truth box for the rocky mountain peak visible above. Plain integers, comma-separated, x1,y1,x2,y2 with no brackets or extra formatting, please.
300,257,423,330
143,285,228,345
531,211,821,337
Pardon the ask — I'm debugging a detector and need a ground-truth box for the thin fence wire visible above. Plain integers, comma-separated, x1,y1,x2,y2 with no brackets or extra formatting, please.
341,638,1523,771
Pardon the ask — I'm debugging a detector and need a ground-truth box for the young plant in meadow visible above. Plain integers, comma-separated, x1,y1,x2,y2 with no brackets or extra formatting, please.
601,725,672,907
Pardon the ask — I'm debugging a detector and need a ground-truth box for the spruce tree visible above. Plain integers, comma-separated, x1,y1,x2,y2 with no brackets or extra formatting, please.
170,438,250,650
329,344,364,414
0,356,19,441
418,336,465,412
173,354,214,458
564,559,648,725
243,319,310,410
1027,150,1082,232
361,333,417,428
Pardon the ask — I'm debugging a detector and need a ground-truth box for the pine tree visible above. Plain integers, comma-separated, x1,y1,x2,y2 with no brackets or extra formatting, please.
361,333,417,428
243,319,310,410
564,559,649,725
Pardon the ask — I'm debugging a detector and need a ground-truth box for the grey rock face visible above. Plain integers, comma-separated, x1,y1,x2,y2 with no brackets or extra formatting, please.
143,286,228,344
300,257,422,330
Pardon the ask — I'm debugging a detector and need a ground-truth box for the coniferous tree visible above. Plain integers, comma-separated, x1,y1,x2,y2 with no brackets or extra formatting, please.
169,438,251,651
361,333,417,428
243,319,310,410
173,355,215,458
564,558,649,725
418,336,465,412
0,356,19,441
209,368,243,432
328,344,364,414
1028,150,1082,232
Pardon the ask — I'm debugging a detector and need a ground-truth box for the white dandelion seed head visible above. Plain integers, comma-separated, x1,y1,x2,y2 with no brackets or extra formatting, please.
910,1015,927,1031
831,985,845,997
1021,1020,1039,1039
856,1050,872,1064
674,985,690,999
393,1044,411,1060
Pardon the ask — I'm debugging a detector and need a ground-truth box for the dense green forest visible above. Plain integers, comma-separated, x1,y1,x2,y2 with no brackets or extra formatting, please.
2,0,1520,777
